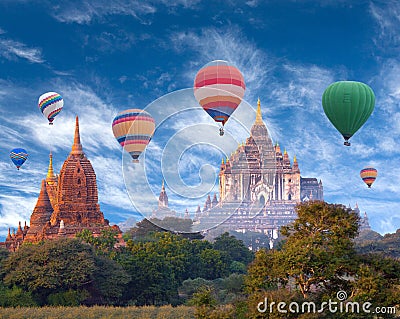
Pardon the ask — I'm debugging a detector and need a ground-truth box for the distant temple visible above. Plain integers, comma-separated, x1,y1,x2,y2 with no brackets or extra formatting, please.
190,99,323,245
353,203,371,231
149,99,372,248
1,116,121,251
149,99,323,247
151,180,177,219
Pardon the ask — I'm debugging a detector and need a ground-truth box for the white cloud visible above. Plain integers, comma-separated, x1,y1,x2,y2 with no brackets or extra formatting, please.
90,29,136,52
269,63,338,111
47,0,202,25
169,26,275,99
0,35,44,63
157,0,201,9
50,0,156,24
119,75,128,84
369,1,400,50
0,194,37,238
245,0,259,8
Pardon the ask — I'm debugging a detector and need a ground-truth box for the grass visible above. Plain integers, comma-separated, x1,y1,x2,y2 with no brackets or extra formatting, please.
0,305,195,319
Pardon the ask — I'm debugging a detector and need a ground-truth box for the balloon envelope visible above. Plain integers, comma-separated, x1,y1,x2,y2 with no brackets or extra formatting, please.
194,60,245,126
38,92,64,125
360,167,377,188
10,148,28,170
112,109,155,162
322,81,375,145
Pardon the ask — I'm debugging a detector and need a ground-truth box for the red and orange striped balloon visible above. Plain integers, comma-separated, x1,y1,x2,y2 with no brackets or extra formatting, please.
194,60,245,127
360,167,378,188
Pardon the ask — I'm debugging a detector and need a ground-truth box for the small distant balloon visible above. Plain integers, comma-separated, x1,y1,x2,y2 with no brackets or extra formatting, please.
10,148,28,170
194,60,246,136
322,81,375,146
38,92,64,125
112,109,155,163
360,167,378,188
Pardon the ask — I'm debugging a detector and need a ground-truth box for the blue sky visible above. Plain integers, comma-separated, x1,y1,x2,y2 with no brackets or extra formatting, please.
0,0,399,239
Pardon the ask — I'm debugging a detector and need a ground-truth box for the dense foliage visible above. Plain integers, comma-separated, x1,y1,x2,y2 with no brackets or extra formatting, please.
0,220,253,307
1,203,399,319
244,201,400,319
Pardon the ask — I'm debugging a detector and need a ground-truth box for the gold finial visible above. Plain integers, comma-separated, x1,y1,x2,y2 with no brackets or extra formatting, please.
255,97,263,125
294,155,297,162
46,152,55,182
71,116,84,155
284,148,287,155
222,158,224,165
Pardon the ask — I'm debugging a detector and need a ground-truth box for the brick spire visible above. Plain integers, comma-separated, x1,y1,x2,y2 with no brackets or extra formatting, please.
71,116,83,155
33,180,53,217
25,180,53,242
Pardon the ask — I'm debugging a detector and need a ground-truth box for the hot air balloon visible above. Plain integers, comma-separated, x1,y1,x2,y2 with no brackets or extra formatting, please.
10,148,28,170
38,92,64,125
360,167,377,188
112,109,155,163
322,81,375,146
194,60,246,136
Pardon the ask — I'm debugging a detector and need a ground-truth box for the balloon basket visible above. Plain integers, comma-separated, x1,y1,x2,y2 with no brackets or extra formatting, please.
219,127,224,136
132,159,140,163
344,141,350,146
49,122,53,125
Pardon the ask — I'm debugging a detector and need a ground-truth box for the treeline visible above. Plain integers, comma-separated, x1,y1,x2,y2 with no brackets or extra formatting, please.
1,202,400,319
355,228,400,259
0,217,253,307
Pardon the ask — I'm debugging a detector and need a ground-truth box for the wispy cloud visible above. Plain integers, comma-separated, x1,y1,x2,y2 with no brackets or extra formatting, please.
169,26,275,99
269,63,338,111
46,0,201,25
0,79,136,235
89,29,136,52
0,32,44,63
0,194,37,238
369,1,400,51
157,0,201,10
50,0,156,25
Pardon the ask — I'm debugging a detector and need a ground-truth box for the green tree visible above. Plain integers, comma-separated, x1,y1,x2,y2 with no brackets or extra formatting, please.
119,243,177,305
199,248,229,280
0,285,37,307
278,201,360,298
213,232,254,267
4,239,95,304
124,217,204,241
245,201,400,319
76,228,119,256
3,238,130,305
123,218,165,241
0,246,10,280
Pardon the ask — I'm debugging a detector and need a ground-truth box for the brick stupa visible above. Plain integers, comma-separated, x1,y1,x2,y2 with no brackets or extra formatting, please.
2,116,121,251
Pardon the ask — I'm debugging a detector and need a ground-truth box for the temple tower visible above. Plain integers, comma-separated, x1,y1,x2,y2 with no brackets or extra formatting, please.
51,116,105,227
